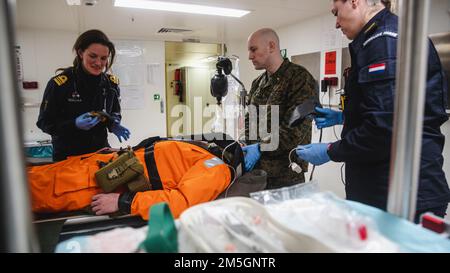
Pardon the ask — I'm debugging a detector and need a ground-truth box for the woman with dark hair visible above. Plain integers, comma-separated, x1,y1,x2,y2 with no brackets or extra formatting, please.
37,29,131,161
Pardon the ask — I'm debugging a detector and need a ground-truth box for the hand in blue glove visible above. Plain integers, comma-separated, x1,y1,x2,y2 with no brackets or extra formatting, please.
296,143,331,166
242,143,261,172
314,107,344,129
110,121,131,143
75,112,100,131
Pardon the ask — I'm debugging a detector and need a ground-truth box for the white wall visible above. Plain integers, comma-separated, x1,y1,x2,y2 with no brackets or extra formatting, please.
428,0,450,34
227,2,450,218
226,40,260,92
109,40,167,147
18,29,75,142
17,28,167,148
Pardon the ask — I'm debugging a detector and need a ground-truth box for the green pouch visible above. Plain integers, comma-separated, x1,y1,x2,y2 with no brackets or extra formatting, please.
127,174,152,193
139,203,178,253
94,149,144,192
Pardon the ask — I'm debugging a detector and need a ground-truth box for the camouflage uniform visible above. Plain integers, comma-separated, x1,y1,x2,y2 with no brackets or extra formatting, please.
245,59,317,189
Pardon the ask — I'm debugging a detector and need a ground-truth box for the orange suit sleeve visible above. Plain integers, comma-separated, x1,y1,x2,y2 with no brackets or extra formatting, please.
131,148,231,220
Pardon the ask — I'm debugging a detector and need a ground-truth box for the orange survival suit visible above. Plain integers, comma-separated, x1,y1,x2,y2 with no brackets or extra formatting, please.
28,138,233,219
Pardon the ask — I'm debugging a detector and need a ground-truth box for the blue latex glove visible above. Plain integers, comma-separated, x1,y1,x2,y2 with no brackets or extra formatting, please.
242,144,261,172
75,112,100,131
314,107,344,129
110,121,131,143
296,143,331,166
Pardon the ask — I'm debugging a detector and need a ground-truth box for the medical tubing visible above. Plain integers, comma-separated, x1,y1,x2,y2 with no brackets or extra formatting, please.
309,129,323,181
221,141,240,198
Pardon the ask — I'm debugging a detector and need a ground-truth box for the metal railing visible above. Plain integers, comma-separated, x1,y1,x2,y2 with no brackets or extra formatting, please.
0,0,38,252
387,0,431,221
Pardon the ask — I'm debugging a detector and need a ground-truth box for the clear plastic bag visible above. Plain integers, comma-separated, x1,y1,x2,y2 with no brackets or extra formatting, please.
55,226,148,253
264,192,399,252
178,198,288,253
250,180,320,205
250,182,398,252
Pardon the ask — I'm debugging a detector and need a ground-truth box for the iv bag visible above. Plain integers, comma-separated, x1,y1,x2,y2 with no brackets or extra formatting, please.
211,104,224,133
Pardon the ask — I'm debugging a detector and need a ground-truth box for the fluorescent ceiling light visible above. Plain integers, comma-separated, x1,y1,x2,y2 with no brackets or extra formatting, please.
114,0,251,18
66,0,81,5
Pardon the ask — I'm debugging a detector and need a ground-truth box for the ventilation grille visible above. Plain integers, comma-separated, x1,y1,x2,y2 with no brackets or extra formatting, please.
158,28,192,34
182,38,200,43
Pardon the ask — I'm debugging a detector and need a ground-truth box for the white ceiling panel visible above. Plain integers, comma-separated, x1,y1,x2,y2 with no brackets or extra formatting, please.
16,0,331,42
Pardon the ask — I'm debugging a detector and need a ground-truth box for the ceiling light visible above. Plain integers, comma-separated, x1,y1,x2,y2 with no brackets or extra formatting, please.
66,0,81,5
114,0,251,18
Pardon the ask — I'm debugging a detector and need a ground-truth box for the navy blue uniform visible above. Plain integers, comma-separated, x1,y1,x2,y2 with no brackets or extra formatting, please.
37,66,122,161
328,9,450,212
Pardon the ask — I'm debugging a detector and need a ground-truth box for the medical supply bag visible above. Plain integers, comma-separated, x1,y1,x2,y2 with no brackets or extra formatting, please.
95,148,150,193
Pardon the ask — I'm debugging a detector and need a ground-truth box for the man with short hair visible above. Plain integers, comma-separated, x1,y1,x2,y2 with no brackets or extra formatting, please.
296,0,450,222
245,28,317,189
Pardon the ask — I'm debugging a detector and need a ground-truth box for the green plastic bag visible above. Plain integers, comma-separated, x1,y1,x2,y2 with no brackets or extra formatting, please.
94,149,144,193
139,203,178,253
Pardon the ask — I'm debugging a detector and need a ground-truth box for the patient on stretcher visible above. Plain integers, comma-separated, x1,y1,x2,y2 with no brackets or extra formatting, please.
28,136,246,220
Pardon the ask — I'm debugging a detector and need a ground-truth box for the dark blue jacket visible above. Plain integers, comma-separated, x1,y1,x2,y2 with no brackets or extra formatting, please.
328,9,450,211
37,66,122,161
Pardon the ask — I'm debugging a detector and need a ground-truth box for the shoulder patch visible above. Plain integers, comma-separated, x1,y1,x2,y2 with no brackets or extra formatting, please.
358,59,396,84
204,157,224,168
363,31,398,48
364,22,378,35
108,74,119,85
53,75,68,86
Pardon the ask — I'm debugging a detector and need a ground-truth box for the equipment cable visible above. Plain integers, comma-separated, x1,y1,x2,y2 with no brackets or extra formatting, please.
221,141,240,198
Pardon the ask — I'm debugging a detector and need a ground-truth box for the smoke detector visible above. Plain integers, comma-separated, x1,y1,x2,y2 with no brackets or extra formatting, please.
84,0,98,6
66,0,98,6
66,0,98,7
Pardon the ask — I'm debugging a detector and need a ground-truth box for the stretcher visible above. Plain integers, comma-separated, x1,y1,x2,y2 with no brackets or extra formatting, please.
33,211,147,252
33,167,269,253
31,170,267,252
29,157,148,252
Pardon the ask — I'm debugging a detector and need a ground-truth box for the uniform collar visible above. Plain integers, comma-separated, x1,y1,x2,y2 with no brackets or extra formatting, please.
266,58,290,82
76,65,102,86
77,65,102,84
351,8,390,50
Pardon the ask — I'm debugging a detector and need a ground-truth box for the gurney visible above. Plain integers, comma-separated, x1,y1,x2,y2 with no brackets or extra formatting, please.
31,165,267,253
33,211,147,253
26,134,269,252
27,135,247,219
28,155,147,253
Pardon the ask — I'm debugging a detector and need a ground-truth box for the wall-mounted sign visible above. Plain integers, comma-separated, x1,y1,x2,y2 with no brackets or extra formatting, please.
15,46,23,82
325,51,337,75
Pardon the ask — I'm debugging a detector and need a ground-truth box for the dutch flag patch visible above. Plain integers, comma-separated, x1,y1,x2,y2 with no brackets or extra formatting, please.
368,63,386,74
